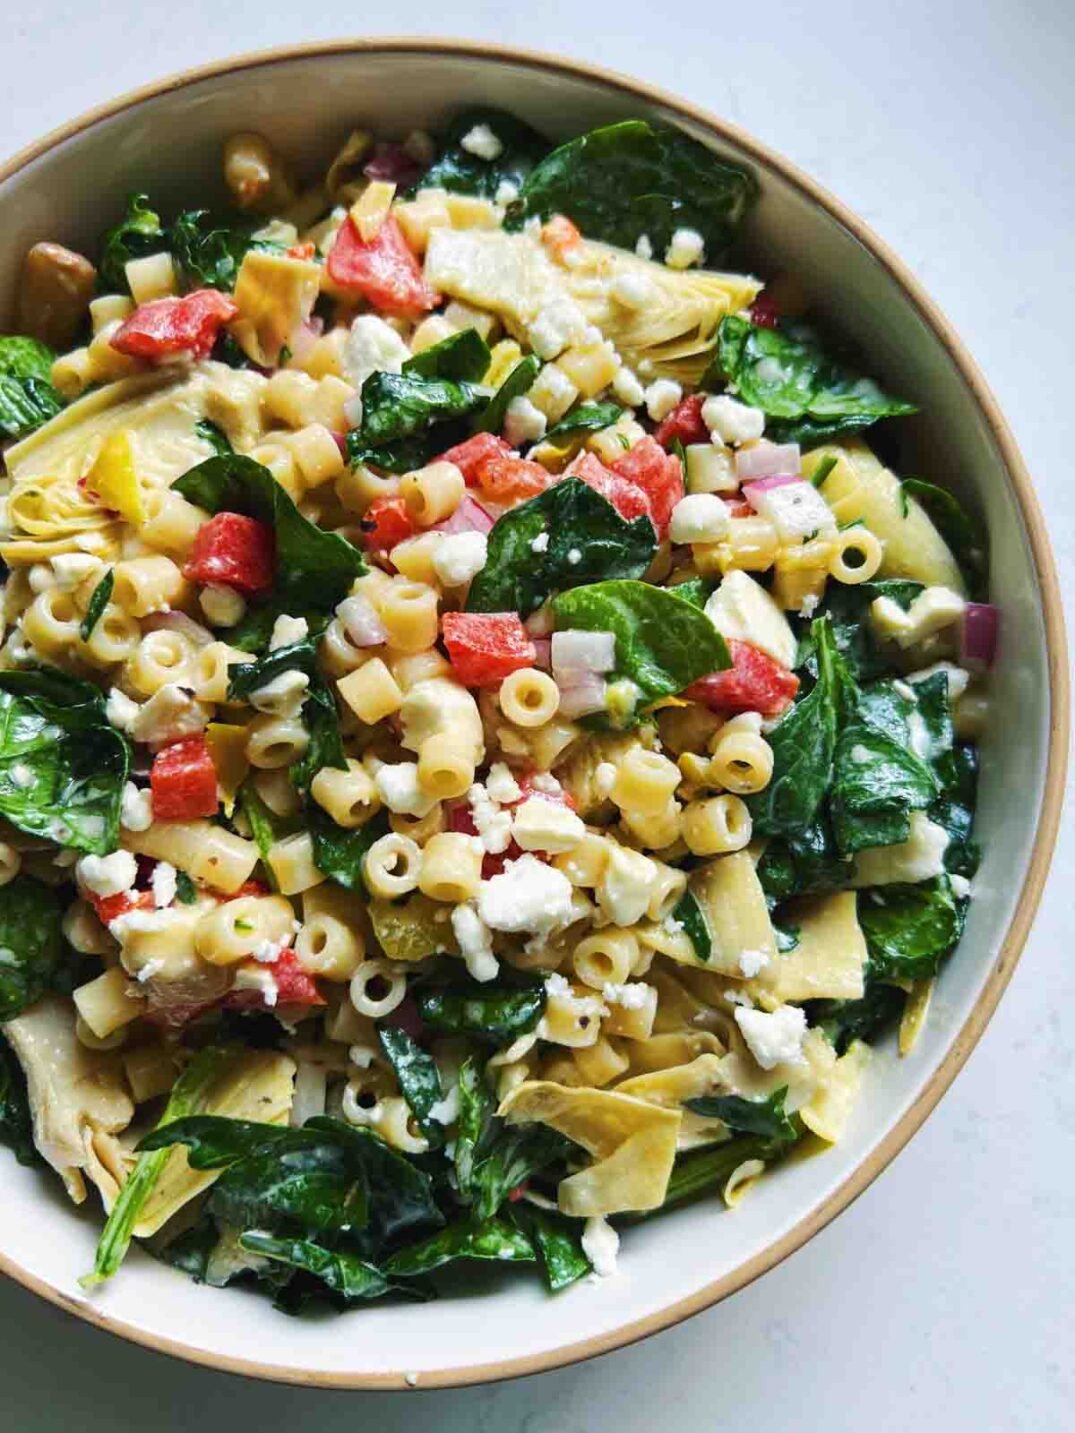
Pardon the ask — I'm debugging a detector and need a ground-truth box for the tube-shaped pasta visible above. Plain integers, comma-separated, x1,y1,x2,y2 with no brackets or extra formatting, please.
372,1095,429,1155
390,533,442,585
363,833,422,898
417,831,482,903
389,804,446,842
499,668,560,727
398,677,484,766
828,526,884,584
253,768,302,819
611,748,682,817
603,985,658,1041
190,641,247,703
73,965,146,1039
266,832,325,896
335,463,400,515
195,894,296,966
336,657,403,723
311,760,381,828
124,821,258,894
284,423,345,487
399,461,464,527
572,930,638,990
84,604,140,666
553,832,610,889
111,556,187,618
319,617,377,678
223,132,296,213
709,730,774,795
245,714,310,769
123,630,195,697
375,581,439,653
21,589,80,658
125,252,178,304
140,489,207,557
89,294,134,334
682,794,753,855
76,1016,128,1051
646,860,689,920
388,648,452,691
622,798,683,852
350,959,407,1018
417,732,475,800
295,914,364,982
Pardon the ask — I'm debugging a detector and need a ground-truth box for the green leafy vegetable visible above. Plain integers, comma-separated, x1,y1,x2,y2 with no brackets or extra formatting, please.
513,1205,591,1291
453,1056,496,1203
175,455,364,612
756,815,851,905
900,478,987,596
657,1135,773,1212
169,209,283,291
0,337,64,440
808,981,904,1054
858,877,963,981
467,477,656,616
0,1033,38,1166
931,741,980,878
227,639,345,788
544,400,623,442
713,315,917,447
174,870,198,904
416,107,550,200
377,1027,444,1143
472,355,540,436
402,326,491,382
552,580,729,711
508,119,757,261
471,1124,574,1221
686,1087,798,1145
356,370,483,446
194,418,234,457
672,888,712,962
668,576,713,610
0,668,129,854
79,569,114,642
98,194,164,292
347,423,468,477
805,579,923,683
237,1232,390,1302
0,876,64,1021
385,1216,534,1277
309,806,389,891
416,974,546,1041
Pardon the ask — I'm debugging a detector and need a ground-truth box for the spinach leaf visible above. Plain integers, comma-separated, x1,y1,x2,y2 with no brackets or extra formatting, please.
512,1205,591,1292
416,974,546,1041
377,1027,444,1144
931,742,980,878
807,980,904,1054
657,1134,773,1212
472,355,541,436
508,119,757,261
552,579,730,710
98,193,164,292
309,806,389,891
384,1216,534,1277
0,1033,38,1166
169,209,283,291
807,579,923,683
174,454,364,611
227,641,347,788
453,1056,496,1202
467,477,656,617
226,639,317,703
671,888,712,962
543,400,623,443
356,370,483,446
747,618,844,838
417,107,550,200
0,336,56,384
756,815,851,904
0,337,64,440
174,870,198,904
713,315,917,448
402,327,491,383
79,569,114,642
901,478,987,596
686,1087,798,1145
347,422,469,477
85,1047,233,1287
0,876,64,1021
226,603,327,656
0,668,129,854
858,877,963,982
471,1124,576,1221
237,1232,390,1302
194,418,234,457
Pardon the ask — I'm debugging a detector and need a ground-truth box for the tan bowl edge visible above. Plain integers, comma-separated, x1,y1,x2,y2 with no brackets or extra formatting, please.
0,35,1068,1393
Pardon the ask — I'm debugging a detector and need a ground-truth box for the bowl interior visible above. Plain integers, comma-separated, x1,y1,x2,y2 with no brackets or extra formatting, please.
0,43,1060,1388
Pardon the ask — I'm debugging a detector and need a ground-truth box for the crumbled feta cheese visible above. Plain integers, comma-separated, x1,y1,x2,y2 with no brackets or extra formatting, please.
468,783,513,854
594,761,617,798
433,531,488,587
551,628,616,673
734,1003,807,1070
870,586,967,650
250,669,310,718
151,861,178,908
121,782,153,832
131,684,210,749
527,299,588,361
269,614,309,651
198,584,247,628
108,907,180,939
852,811,951,886
738,947,770,978
528,361,579,422
511,796,586,854
582,1216,620,1277
664,227,705,270
530,531,550,554
375,762,438,817
950,873,972,899
342,314,412,393
644,378,683,423
602,981,651,1010
668,493,731,545
725,988,755,1009
477,854,575,934
504,396,548,448
485,762,522,805
611,366,645,407
428,1084,462,1126
907,661,971,701
232,964,278,1007
460,124,503,160
597,844,657,926
528,772,562,796
494,179,520,206
610,272,654,308
451,902,499,982
76,850,138,898
9,762,33,791
635,234,654,260
747,481,836,543
799,593,820,618
27,564,56,594
566,548,582,566
253,935,289,964
135,958,165,984
105,687,141,736
702,394,766,446
50,553,103,590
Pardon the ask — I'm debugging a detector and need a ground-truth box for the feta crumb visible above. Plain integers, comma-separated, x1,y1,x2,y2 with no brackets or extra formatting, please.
644,378,683,423
635,234,653,260
594,761,617,798
735,1003,807,1070
136,958,165,983
468,783,513,854
433,531,488,587
27,564,56,594
527,299,587,361
76,850,138,898
530,531,550,554
566,547,582,566
906,661,971,701
404,1373,419,1389
232,964,278,1007
950,873,972,899
527,772,562,796
460,124,503,161
343,313,411,393
109,907,180,939
253,935,289,964
665,227,705,270
477,854,575,934
702,394,766,446
511,796,586,854
250,669,309,718
428,1084,461,1126
131,684,210,749
9,762,33,791
738,947,770,978
668,493,730,545
50,553,103,590
610,272,654,309
199,584,247,628
602,981,650,1010
494,179,519,206
503,395,548,448
375,762,438,817
151,861,178,908
485,762,522,805
582,1215,620,1277
269,614,309,651
105,687,141,736
451,902,499,982
611,366,645,408
799,593,820,618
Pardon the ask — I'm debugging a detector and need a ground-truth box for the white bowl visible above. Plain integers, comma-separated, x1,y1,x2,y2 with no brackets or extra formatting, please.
0,38,1067,1390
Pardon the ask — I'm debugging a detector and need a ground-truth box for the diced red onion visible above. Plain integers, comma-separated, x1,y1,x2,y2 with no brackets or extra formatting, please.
557,671,609,718
552,629,617,674
363,144,424,187
961,602,998,668
530,637,552,670
332,431,349,459
337,593,387,647
287,316,324,365
735,442,802,481
433,494,495,536
742,474,802,508
142,611,213,647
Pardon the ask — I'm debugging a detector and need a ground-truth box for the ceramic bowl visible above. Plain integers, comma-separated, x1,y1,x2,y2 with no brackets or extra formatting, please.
0,38,1067,1390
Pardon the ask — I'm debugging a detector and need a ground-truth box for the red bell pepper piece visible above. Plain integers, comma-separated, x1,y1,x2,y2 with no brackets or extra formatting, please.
687,639,800,717
441,611,536,687
360,494,416,553
326,214,437,318
185,511,275,595
438,432,513,486
110,289,239,361
568,452,653,526
150,736,220,821
610,436,684,537
89,888,155,928
653,393,709,450
477,456,550,504
226,949,325,1012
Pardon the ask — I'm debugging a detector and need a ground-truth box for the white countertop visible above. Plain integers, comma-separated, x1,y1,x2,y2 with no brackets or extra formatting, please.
2,3,1072,1428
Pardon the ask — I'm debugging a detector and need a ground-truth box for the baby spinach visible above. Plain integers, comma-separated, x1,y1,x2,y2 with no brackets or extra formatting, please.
669,576,714,610
543,400,623,443
402,326,491,383
931,742,980,878
237,1232,390,1302
807,980,904,1055
901,478,987,596
226,640,344,786
512,1205,591,1292
309,806,389,892
79,569,114,641
377,1027,444,1144
174,870,198,904
0,668,129,854
416,107,550,200
169,208,284,291
657,1134,774,1213
470,1124,575,1222
807,579,923,683
416,973,546,1041
671,888,712,963
467,477,656,617
347,423,469,476
0,337,64,440
552,579,730,708
508,119,757,261
384,1216,534,1277
472,355,541,436
686,1087,798,1146
356,370,484,446
237,781,292,869
713,315,917,447
756,815,851,905
453,1056,496,1203
858,877,963,981
174,453,365,612
0,1033,37,1166
194,418,234,456
0,876,64,1021
98,193,164,293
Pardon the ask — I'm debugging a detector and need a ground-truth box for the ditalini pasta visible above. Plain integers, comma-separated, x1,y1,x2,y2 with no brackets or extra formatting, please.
0,106,990,1308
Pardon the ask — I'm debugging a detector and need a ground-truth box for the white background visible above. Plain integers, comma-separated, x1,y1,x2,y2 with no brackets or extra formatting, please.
2,3,1073,1429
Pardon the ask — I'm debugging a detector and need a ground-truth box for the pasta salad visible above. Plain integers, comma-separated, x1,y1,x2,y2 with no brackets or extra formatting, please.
0,110,994,1308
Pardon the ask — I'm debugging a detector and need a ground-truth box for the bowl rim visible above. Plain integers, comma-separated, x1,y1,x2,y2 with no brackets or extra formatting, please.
0,34,1068,1393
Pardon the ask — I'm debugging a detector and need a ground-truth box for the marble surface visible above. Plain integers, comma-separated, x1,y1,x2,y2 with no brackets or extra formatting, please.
2,3,1072,1428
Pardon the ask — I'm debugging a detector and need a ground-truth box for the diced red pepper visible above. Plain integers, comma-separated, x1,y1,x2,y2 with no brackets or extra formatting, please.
686,639,799,717
287,241,317,261
611,436,684,538
326,214,437,318
438,432,513,486
748,292,780,329
360,494,416,553
654,393,709,450
568,452,654,526
226,949,325,1012
541,215,582,261
184,511,275,595
151,736,220,821
724,496,753,518
442,611,536,687
477,456,550,504
110,289,239,361
89,888,155,928
235,879,270,898
514,774,579,812
446,801,521,878
507,1182,529,1202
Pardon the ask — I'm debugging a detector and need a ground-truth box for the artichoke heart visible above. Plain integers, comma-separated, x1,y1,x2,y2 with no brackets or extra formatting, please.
230,249,322,367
